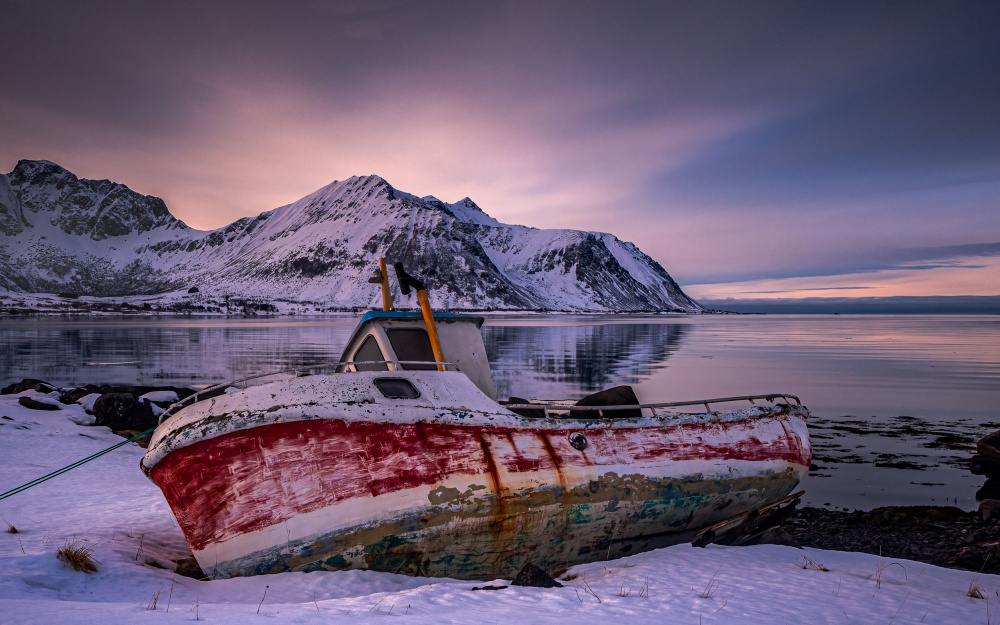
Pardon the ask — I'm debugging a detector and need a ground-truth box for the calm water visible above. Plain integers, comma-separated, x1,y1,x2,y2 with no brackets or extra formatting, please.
2,314,999,510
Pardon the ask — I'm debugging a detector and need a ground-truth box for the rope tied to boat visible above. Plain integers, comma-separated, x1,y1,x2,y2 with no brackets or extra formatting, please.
0,360,456,502
0,426,156,502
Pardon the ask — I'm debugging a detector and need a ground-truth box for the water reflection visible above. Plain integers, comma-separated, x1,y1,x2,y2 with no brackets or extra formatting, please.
0,317,358,387
483,319,689,399
0,316,691,398
3,313,1000,511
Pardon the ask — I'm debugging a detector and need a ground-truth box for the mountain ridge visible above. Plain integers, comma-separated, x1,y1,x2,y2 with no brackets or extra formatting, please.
0,160,703,312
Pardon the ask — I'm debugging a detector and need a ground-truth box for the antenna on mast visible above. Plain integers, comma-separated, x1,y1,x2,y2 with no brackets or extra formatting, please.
368,257,394,311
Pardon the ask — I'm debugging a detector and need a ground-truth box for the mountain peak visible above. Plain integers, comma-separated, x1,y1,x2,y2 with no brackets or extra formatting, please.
9,159,75,187
0,161,702,312
346,173,388,185
3,159,185,240
332,174,403,202
445,197,501,226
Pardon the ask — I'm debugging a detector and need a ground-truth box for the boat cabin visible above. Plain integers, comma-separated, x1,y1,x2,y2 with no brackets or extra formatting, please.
338,310,498,400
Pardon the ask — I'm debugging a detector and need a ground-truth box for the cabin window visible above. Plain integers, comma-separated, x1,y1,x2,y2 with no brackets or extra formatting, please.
374,378,420,399
386,328,438,370
352,335,389,371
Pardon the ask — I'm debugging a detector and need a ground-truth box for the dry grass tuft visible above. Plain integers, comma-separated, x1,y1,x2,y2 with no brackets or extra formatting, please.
146,582,164,610
615,580,632,598
700,557,729,599
614,575,652,598
56,540,99,573
573,576,602,603
700,578,720,599
869,561,906,591
969,578,988,600
867,548,906,595
797,555,830,571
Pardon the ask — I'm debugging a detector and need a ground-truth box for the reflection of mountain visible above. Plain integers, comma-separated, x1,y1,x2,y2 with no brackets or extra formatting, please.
0,319,357,388
2,318,688,400
483,322,689,399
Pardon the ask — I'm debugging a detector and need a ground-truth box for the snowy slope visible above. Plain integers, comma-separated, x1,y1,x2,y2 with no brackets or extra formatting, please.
0,391,994,624
0,160,703,312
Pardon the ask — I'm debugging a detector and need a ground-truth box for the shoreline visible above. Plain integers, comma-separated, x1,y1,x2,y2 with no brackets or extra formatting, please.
786,505,1000,574
0,290,710,317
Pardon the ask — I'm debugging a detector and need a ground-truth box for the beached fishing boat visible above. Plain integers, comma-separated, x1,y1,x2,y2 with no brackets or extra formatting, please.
140,261,811,580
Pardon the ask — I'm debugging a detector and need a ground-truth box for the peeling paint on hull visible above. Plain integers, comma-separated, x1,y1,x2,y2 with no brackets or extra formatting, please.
204,468,802,580
144,372,810,580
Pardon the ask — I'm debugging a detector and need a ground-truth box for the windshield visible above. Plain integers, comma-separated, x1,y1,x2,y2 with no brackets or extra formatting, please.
386,328,437,370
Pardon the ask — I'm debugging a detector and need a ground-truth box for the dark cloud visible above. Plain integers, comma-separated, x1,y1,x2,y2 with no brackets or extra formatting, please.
899,242,1000,260
691,243,1000,285
654,6,1000,204
739,287,875,294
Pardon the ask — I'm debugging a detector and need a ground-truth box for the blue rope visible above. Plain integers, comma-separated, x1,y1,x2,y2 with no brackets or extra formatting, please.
0,426,156,502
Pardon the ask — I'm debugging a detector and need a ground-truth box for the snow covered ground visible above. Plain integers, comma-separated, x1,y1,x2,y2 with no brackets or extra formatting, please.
1,391,997,624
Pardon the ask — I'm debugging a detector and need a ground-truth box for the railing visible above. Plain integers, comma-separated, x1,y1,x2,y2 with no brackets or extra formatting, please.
333,360,458,373
156,363,800,426
156,360,457,424
500,394,802,420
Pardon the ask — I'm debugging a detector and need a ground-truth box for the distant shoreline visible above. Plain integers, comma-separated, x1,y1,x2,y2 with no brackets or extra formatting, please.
3,291,998,316
699,295,1000,315
0,292,707,317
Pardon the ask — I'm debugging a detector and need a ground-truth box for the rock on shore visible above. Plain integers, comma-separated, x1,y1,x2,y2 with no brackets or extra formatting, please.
0,378,197,444
786,506,1000,574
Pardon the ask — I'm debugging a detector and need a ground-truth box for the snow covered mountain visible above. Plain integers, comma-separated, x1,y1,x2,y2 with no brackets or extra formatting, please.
0,160,703,312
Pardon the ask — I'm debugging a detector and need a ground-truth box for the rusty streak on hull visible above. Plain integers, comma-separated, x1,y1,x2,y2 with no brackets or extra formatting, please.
148,407,810,580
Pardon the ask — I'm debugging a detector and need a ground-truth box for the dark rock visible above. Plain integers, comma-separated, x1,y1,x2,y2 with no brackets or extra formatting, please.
952,543,1000,574
93,393,156,431
511,563,563,588
83,385,195,405
59,385,103,405
981,545,1000,575
18,396,61,411
785,505,999,574
977,477,1000,502
971,455,991,475
954,546,986,570
980,499,1000,521
978,430,1000,466
187,286,199,294
173,557,206,580
2,378,56,395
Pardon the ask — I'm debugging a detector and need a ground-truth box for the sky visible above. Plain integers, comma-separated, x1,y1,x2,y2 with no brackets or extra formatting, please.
1,0,998,301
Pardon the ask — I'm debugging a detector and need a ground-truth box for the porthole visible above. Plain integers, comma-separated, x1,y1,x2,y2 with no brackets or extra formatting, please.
569,432,588,451
374,378,420,399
